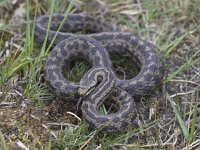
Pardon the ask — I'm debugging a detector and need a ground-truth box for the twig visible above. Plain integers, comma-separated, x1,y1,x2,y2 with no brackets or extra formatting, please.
169,90,195,98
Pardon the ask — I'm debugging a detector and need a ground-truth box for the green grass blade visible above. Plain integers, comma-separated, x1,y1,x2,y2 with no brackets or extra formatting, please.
103,121,156,148
166,50,200,82
162,34,186,58
8,59,32,77
189,82,199,143
167,94,190,140
44,0,74,54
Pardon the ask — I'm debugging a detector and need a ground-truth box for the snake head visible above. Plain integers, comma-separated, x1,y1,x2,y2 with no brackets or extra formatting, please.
78,79,98,96
78,67,111,96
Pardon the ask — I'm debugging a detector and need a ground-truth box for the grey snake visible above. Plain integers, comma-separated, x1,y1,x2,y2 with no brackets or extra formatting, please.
34,14,163,133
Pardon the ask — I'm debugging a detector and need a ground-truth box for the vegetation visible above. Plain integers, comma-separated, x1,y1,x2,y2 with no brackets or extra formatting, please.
0,0,199,149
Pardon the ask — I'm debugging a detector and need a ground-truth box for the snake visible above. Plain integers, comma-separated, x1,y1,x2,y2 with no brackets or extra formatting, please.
34,14,164,132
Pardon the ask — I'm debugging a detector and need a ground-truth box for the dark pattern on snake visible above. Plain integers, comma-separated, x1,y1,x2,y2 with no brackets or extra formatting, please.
34,14,164,132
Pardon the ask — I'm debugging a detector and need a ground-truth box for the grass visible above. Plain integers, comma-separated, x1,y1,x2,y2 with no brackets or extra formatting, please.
0,0,200,149
0,130,7,150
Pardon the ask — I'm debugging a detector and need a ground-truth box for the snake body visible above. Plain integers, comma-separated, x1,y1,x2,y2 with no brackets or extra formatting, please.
80,67,137,132
34,14,163,132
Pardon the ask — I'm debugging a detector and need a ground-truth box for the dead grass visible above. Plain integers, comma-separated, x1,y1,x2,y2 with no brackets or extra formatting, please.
0,0,200,149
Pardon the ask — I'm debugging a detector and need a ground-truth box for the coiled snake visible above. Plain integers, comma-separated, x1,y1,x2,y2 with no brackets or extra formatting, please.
34,14,163,132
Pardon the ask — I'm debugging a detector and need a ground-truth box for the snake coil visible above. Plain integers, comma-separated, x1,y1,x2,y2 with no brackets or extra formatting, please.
34,14,163,132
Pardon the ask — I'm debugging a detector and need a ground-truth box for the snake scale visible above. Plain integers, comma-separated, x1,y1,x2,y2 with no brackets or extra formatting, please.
34,14,163,133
